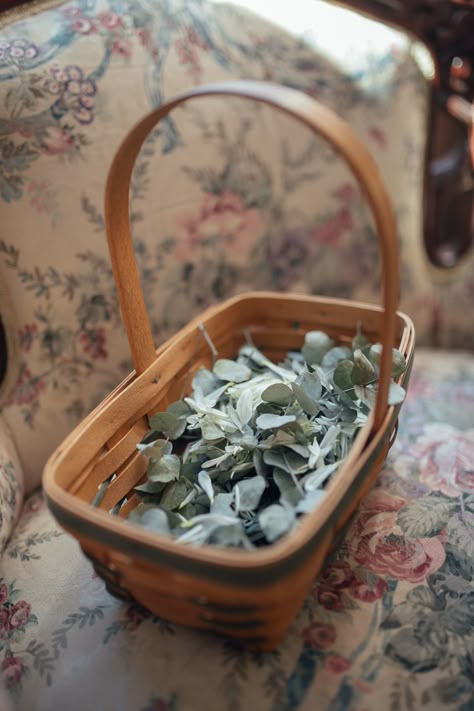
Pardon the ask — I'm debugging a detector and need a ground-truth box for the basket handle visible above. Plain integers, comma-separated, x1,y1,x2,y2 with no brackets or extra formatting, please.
105,80,399,432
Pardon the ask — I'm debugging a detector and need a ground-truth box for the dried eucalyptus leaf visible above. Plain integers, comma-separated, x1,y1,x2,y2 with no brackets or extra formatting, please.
236,389,254,426
352,324,370,352
134,480,167,495
192,368,222,395
256,414,296,430
238,431,259,450
259,504,294,542
298,371,322,401
198,470,214,503
177,487,198,510
302,461,340,491
211,493,235,517
178,512,238,533
201,451,231,470
391,350,407,379
253,448,267,478
230,461,255,479
211,522,252,548
322,346,353,371
291,383,319,416
273,429,295,446
320,425,341,451
200,416,225,441
351,349,376,386
240,346,297,381
235,475,266,512
263,448,308,475
181,460,204,481
369,344,407,379
302,331,333,364
263,448,286,471
128,502,155,522
167,400,191,418
388,381,406,405
202,383,230,408
285,449,311,474
261,383,293,406
131,323,406,550
136,438,173,458
333,360,354,392
148,412,186,440
295,489,327,514
273,468,303,507
160,480,188,511
147,454,181,483
354,384,377,409
256,402,282,416
213,358,252,383
129,505,170,535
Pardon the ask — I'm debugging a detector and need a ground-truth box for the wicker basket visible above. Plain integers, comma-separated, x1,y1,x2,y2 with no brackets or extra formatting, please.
43,81,415,651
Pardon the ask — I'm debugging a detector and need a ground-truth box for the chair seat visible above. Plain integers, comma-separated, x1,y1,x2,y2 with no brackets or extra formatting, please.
1,348,473,711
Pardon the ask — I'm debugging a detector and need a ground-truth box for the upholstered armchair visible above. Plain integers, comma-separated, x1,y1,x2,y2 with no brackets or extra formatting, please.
0,1,472,709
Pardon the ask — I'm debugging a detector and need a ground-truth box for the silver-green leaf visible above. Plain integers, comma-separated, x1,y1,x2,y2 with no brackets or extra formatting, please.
147,454,181,483
256,414,296,430
213,359,252,383
259,504,295,542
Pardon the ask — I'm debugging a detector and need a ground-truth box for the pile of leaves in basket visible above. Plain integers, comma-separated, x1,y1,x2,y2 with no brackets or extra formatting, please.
127,327,406,548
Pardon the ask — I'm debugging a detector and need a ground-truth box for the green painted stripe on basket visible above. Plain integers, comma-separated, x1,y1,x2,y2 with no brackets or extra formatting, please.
46,403,402,589
200,616,262,630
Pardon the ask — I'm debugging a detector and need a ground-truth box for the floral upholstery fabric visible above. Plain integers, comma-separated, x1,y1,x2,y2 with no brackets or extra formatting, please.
1,0,469,493
0,1,473,709
1,349,473,710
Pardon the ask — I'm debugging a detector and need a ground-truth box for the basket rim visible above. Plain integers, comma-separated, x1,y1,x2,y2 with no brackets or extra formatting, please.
43,292,415,576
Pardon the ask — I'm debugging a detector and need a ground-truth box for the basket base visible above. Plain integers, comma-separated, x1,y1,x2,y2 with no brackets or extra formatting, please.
76,437,391,651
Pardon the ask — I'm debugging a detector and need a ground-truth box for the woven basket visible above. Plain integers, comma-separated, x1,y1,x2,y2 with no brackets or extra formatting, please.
43,81,415,651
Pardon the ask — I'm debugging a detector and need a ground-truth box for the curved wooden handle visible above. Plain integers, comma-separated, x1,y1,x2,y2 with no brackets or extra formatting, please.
105,80,399,431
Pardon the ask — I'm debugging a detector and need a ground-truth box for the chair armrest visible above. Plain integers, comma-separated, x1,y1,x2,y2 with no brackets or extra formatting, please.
0,415,24,554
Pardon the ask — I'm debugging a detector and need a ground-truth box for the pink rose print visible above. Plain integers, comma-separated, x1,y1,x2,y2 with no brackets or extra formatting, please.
348,490,445,584
319,560,354,588
8,601,31,630
79,328,107,359
313,560,354,611
176,191,263,262
324,654,351,674
71,18,96,35
302,621,337,650
40,126,74,156
349,576,388,603
6,366,45,407
111,37,132,58
98,11,123,30
311,207,353,248
315,589,345,611
411,424,474,497
2,655,24,689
